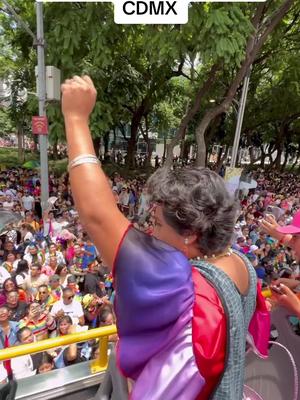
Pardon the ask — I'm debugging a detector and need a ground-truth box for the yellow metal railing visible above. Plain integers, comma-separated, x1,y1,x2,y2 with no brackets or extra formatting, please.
0,325,117,373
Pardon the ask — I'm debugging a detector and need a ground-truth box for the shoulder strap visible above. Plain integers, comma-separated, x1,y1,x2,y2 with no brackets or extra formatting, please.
231,249,258,326
192,257,256,400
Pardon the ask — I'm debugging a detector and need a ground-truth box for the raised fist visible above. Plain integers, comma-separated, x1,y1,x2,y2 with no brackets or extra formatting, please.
61,75,97,121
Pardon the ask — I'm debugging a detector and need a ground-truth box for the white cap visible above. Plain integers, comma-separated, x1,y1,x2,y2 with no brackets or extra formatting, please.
250,245,258,252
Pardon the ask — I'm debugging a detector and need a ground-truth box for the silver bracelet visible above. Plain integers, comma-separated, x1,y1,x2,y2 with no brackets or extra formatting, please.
68,154,101,171
69,153,97,166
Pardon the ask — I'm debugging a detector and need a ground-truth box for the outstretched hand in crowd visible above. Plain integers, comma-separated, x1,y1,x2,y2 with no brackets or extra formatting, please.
271,284,300,318
260,214,281,240
260,214,292,246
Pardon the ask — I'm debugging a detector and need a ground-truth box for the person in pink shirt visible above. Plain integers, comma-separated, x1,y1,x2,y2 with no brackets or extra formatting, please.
42,256,58,277
65,240,75,264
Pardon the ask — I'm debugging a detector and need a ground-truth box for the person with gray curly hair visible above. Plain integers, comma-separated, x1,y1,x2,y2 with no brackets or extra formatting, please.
61,75,269,400
147,167,239,258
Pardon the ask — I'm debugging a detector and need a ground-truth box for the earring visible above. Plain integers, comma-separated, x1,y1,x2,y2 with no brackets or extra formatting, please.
183,238,190,259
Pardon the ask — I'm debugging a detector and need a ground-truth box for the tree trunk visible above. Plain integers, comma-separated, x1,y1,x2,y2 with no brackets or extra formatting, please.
145,137,152,167
143,116,152,167
195,111,215,167
290,150,299,171
32,135,38,152
260,148,266,169
127,138,136,168
194,0,294,168
179,126,187,161
216,146,223,165
93,137,102,158
290,159,298,171
273,125,285,170
274,147,282,170
127,106,147,168
112,128,117,160
102,133,109,155
162,135,167,163
274,116,296,170
249,146,257,165
17,125,24,163
113,128,117,143
52,136,58,160
165,64,220,167
267,150,276,169
280,149,289,172
195,122,207,167
215,146,229,173
183,140,190,161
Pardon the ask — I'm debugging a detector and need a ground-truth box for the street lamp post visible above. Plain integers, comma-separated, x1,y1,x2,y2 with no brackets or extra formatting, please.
230,68,251,168
2,0,49,212
36,2,49,211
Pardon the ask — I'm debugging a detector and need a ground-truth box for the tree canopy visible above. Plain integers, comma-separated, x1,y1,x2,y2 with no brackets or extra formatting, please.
0,0,299,169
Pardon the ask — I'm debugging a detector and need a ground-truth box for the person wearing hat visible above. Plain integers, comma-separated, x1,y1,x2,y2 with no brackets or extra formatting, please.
261,211,300,318
82,293,105,328
261,211,300,262
49,274,63,301
250,245,259,254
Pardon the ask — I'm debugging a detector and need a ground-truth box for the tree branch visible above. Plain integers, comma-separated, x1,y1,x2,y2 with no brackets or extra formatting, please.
119,123,129,142
169,58,191,80
285,112,300,125
122,104,135,114
255,0,295,54
165,63,220,166
194,0,295,166
283,8,300,33
139,123,147,141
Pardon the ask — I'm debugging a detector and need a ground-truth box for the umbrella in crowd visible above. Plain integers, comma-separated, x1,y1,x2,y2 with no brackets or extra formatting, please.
22,160,40,169
0,210,22,233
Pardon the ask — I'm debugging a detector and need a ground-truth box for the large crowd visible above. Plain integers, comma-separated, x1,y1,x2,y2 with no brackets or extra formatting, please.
233,170,300,282
0,165,299,384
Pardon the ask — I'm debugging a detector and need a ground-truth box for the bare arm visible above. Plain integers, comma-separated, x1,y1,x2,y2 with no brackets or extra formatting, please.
273,278,300,290
272,284,300,318
65,325,77,361
260,215,293,246
61,76,129,268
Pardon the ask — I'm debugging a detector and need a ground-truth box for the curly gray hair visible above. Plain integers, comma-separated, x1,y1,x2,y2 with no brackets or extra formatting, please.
147,167,238,257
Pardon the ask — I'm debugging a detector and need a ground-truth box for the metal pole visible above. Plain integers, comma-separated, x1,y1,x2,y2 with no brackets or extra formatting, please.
36,2,49,212
230,67,251,168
